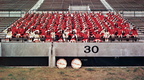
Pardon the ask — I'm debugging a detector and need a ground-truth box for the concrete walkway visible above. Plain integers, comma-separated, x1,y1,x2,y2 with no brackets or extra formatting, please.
28,0,44,12
100,0,114,11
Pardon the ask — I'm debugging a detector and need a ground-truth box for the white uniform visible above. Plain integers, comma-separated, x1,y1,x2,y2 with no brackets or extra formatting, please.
6,31,12,38
103,32,110,38
29,32,35,38
51,32,55,39
63,30,69,41
33,34,40,42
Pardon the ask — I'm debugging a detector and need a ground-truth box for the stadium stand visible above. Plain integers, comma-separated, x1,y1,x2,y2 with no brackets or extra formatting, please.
0,0,38,11
106,0,144,11
0,0,38,39
0,17,19,39
38,0,107,11
126,17,144,38
4,12,139,42
0,17,19,32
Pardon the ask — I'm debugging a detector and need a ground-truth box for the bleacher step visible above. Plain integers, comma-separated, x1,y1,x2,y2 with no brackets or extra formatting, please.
0,33,7,38
139,34,144,37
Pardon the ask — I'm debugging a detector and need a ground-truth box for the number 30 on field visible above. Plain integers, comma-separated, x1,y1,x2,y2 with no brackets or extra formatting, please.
84,46,99,53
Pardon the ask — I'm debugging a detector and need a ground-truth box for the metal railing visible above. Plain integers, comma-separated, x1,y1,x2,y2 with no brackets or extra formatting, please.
0,10,144,17
0,11,25,17
119,11,144,17
0,37,140,43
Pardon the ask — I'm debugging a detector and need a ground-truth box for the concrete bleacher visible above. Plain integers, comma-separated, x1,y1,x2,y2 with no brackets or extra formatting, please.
106,0,144,11
0,17,19,32
126,17,144,38
0,0,38,11
0,17,19,39
38,0,107,11
0,0,29,37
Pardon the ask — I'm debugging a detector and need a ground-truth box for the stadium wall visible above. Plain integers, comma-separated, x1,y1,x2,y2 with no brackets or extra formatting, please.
54,43,144,57
0,43,144,67
1,43,52,56
1,43,144,57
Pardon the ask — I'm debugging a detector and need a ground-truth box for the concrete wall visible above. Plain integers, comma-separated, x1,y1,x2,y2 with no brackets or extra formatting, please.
54,43,144,57
0,43,144,57
0,42,144,67
69,6,90,11
1,43,51,57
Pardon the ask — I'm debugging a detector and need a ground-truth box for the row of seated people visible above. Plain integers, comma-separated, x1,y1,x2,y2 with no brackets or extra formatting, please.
5,12,138,42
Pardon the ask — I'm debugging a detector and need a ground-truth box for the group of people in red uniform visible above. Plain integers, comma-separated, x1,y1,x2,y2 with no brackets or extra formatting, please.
6,11,138,42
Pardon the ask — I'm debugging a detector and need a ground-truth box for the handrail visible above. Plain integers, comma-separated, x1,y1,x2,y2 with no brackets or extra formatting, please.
0,10,144,17
0,11,25,17
0,37,141,43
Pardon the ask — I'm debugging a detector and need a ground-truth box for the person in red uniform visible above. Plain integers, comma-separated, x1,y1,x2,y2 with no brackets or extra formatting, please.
82,31,89,43
56,28,63,42
93,31,102,42
123,27,131,41
117,27,123,41
131,27,138,41
40,26,47,37
11,25,18,38
15,27,25,38
23,29,30,41
131,27,138,37
45,31,52,42
69,31,77,43
109,27,116,41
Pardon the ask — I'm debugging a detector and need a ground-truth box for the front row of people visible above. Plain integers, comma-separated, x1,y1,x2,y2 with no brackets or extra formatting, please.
5,27,139,43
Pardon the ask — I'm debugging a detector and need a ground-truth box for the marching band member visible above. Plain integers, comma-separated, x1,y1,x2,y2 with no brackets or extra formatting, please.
82,29,89,43
5,28,12,42
117,27,123,41
28,29,35,42
50,29,56,41
62,27,70,42
109,27,116,41
93,31,102,43
45,30,52,42
6,12,139,43
33,30,40,42
123,27,131,41
101,28,110,42
131,27,138,41
70,30,77,43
